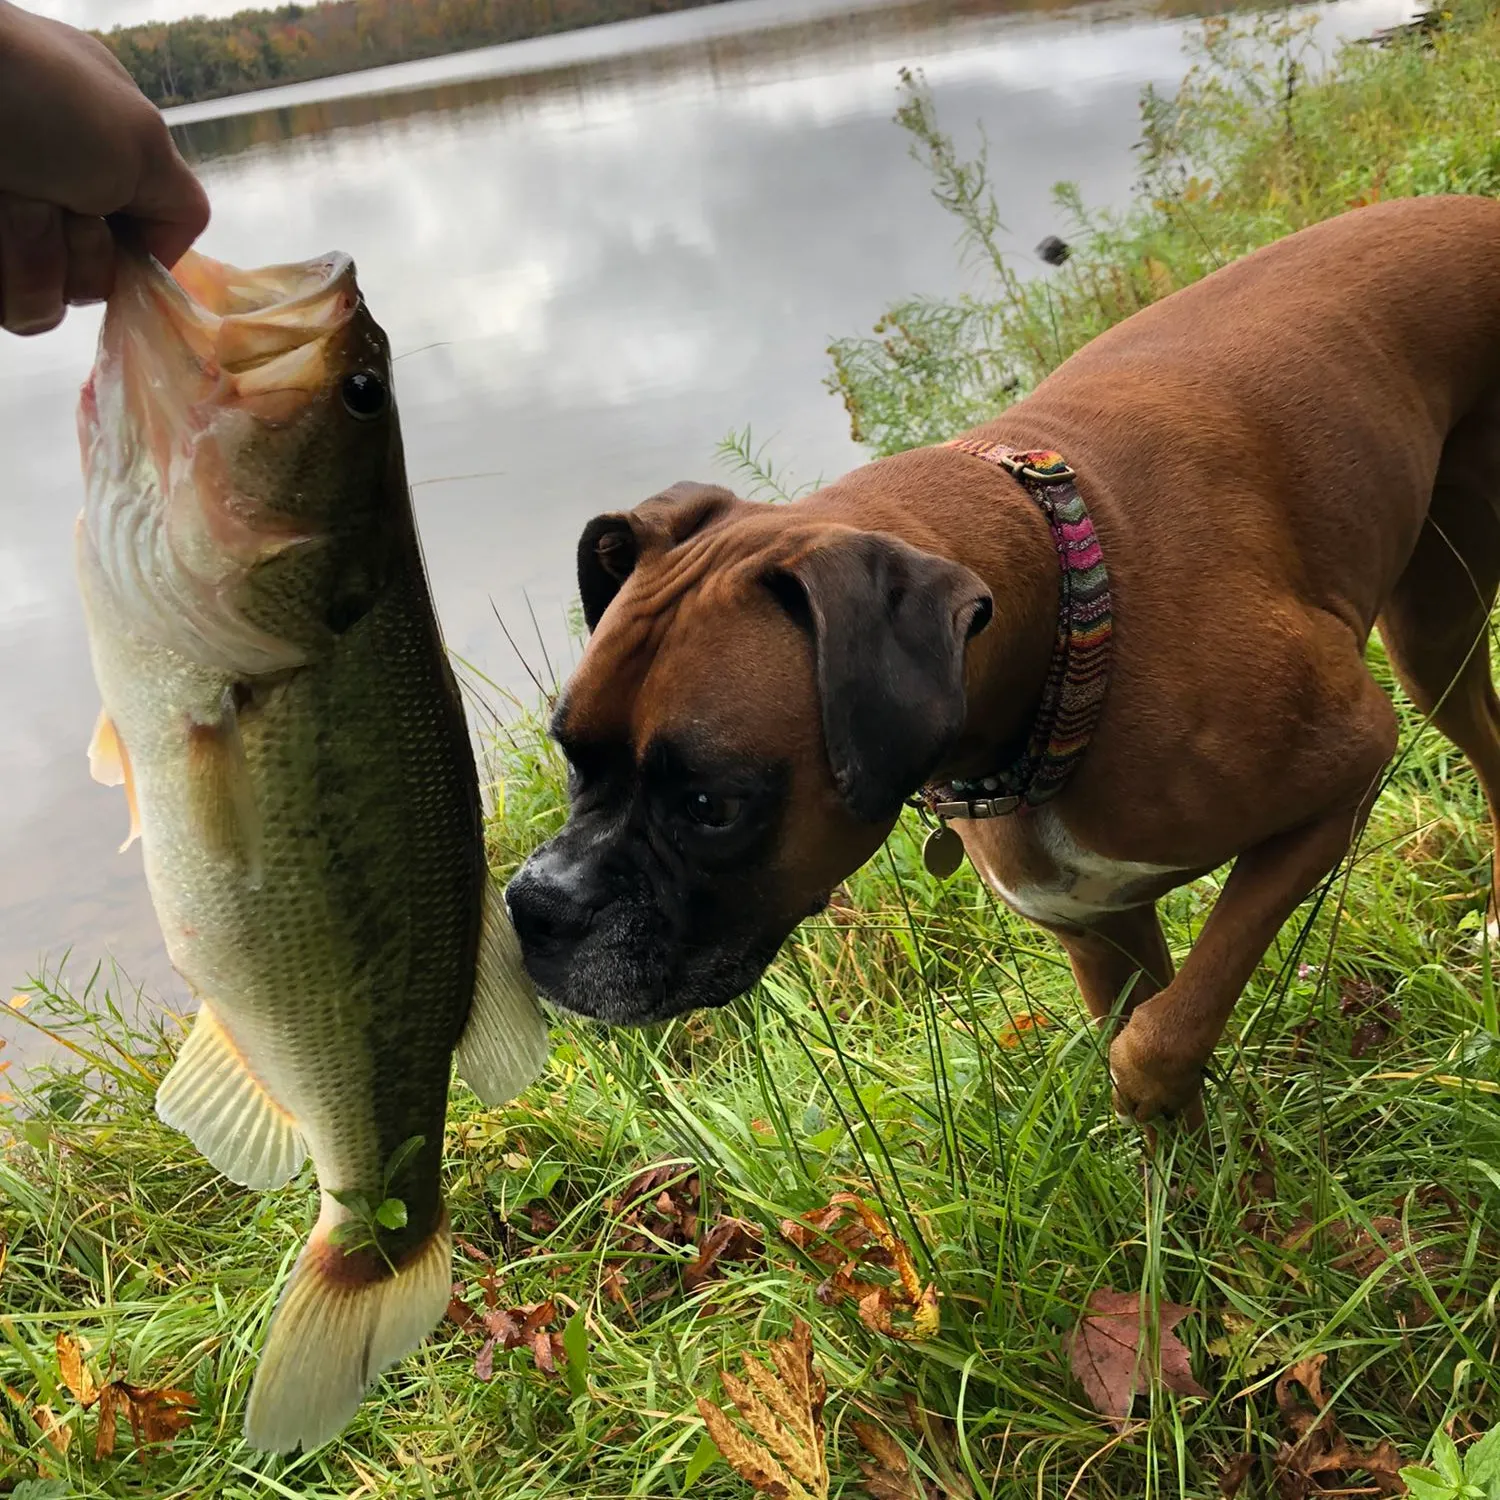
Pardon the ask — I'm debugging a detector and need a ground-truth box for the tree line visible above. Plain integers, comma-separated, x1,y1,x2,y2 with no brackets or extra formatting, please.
99,0,731,107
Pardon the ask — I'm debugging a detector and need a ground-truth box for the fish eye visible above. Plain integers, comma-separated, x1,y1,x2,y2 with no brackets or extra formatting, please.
340,371,387,420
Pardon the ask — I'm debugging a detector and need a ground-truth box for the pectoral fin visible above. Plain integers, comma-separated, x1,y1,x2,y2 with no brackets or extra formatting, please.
156,1001,307,1190
88,708,141,853
186,688,263,887
453,877,549,1106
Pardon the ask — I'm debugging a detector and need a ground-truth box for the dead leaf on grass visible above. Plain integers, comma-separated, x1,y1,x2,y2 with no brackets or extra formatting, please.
996,1012,1050,1047
1339,977,1401,1059
697,1319,828,1500
464,1298,564,1382
1218,1453,1256,1497
781,1195,938,1341
56,1332,97,1407
1271,1353,1404,1498
54,1333,195,1464
1064,1288,1208,1429
852,1413,974,1500
685,1217,764,1291
853,1421,925,1500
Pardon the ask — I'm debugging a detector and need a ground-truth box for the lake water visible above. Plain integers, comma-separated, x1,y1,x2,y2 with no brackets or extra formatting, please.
0,0,1414,1056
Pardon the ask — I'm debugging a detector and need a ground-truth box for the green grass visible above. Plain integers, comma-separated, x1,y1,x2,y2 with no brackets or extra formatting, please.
9,6,1500,1497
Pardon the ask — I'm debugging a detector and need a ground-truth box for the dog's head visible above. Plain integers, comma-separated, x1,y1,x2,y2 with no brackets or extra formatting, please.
507,480,993,1024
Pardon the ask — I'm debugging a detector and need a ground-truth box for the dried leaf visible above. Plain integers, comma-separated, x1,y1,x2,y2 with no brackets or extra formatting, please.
1271,1353,1404,1497
55,1333,98,1408
781,1196,938,1341
1064,1288,1208,1429
121,1384,195,1450
685,1218,764,1291
1218,1453,1255,1497
33,1405,71,1454
853,1421,925,1500
1339,977,1400,1059
996,1012,1050,1047
94,1383,119,1462
88,1380,194,1463
696,1319,828,1500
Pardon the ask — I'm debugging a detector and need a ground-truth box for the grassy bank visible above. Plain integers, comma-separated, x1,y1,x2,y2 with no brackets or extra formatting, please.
8,6,1500,1497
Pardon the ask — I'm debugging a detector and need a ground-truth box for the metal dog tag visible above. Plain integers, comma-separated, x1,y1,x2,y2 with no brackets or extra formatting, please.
922,824,965,880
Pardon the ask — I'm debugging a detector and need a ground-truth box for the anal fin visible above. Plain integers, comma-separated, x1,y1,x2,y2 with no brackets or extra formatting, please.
453,877,549,1106
88,708,141,853
156,1001,307,1189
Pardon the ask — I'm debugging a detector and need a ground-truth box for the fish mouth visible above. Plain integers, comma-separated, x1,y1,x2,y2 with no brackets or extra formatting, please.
77,246,373,676
102,247,362,428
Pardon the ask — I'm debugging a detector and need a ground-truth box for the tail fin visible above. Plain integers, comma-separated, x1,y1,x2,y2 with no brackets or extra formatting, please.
243,1197,453,1453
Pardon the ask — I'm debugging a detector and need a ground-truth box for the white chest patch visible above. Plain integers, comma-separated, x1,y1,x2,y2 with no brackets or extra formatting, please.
965,805,1188,928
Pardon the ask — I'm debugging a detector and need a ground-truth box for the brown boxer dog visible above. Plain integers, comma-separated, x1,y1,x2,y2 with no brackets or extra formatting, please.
506,195,1500,1124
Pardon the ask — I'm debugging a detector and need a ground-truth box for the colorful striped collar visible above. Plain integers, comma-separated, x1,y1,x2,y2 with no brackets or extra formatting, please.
918,438,1113,842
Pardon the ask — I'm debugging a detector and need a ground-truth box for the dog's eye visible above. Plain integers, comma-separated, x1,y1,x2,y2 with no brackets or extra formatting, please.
685,790,744,829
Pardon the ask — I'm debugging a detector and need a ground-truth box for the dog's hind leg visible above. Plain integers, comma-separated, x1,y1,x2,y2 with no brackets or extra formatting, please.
1051,904,1175,1027
1378,404,1500,929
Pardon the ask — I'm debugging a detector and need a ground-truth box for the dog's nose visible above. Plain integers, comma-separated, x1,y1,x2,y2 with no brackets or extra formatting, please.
506,860,597,952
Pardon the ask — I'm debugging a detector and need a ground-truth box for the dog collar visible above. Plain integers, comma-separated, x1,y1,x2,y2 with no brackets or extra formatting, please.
915,439,1113,872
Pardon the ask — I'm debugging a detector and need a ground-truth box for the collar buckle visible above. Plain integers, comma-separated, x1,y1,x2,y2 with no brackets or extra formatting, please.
934,795,1021,820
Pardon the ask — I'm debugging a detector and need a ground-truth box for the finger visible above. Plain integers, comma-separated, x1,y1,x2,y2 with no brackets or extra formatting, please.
0,194,67,335
128,136,210,269
62,212,114,305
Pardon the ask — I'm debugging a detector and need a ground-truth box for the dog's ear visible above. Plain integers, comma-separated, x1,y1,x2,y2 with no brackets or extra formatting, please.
577,482,738,631
767,531,993,823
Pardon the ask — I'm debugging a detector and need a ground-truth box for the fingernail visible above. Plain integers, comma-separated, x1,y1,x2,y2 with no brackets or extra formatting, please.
1,197,55,240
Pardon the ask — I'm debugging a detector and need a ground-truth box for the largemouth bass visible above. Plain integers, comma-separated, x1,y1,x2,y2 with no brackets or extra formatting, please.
74,244,549,1453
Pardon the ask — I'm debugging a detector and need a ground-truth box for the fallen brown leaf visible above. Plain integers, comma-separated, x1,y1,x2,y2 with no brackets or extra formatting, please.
469,1299,561,1382
781,1196,939,1341
1271,1353,1404,1498
1339,977,1401,1059
697,1319,828,1500
56,1333,98,1408
1218,1453,1255,1497
52,1331,194,1464
1064,1288,1208,1429
996,1012,1050,1047
92,1381,195,1464
853,1421,925,1500
685,1218,764,1292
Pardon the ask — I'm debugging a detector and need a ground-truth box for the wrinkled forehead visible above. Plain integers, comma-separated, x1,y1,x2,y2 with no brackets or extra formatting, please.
554,553,818,765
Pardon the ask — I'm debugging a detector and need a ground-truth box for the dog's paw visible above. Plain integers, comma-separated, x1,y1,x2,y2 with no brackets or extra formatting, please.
1108,1022,1206,1128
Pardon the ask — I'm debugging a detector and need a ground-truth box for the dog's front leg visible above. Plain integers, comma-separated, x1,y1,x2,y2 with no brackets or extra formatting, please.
1107,795,1380,1125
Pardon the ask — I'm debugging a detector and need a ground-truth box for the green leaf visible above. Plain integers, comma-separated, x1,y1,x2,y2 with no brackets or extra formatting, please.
375,1197,408,1231
1400,1466,1461,1499
683,1433,721,1486
1466,1428,1500,1485
531,1160,564,1200
13,1482,70,1500
328,1188,372,1217
1436,1432,1466,1484
383,1134,426,1189
562,1309,589,1399
21,1121,48,1151
327,1221,368,1248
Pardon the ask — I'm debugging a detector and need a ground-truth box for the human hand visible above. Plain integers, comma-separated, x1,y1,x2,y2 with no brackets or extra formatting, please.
0,0,210,335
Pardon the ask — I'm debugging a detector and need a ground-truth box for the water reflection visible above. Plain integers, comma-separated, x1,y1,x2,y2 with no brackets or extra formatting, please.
0,0,1413,1045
